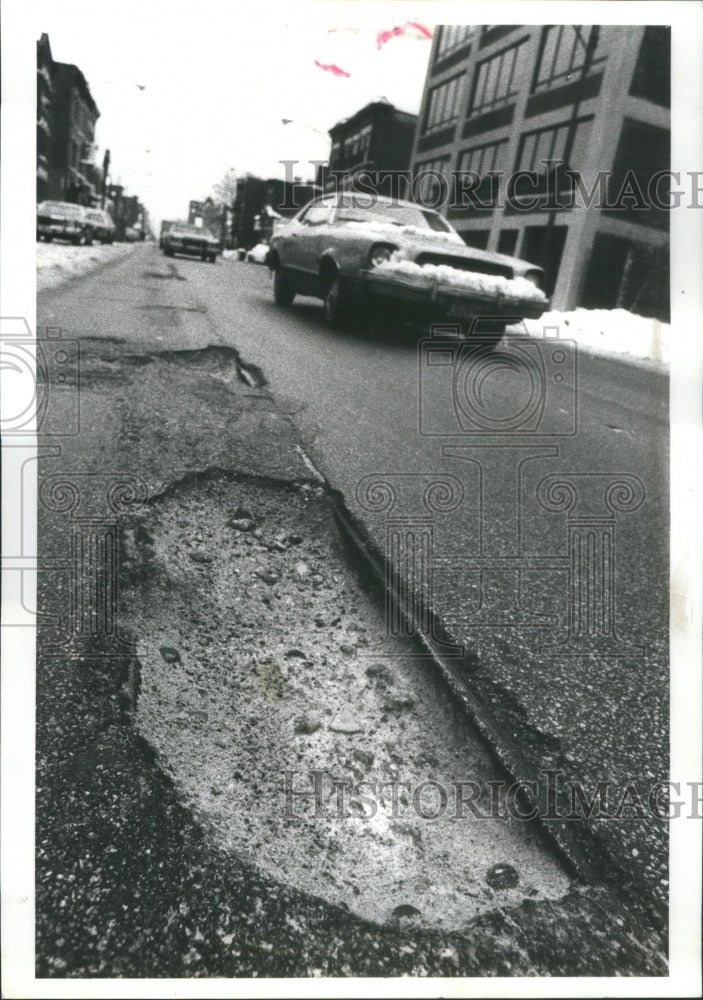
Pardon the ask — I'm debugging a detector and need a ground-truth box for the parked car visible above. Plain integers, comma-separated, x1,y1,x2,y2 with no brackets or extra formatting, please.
162,222,219,262
267,195,549,340
124,226,142,242
85,208,116,244
159,219,175,249
246,242,270,264
36,201,93,245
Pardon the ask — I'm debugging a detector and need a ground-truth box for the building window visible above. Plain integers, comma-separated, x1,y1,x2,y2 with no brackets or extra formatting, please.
497,229,519,255
515,118,592,174
457,139,509,178
436,25,475,59
413,157,450,206
340,124,373,166
461,229,490,249
629,26,670,108
533,26,606,92
469,41,526,115
424,74,464,133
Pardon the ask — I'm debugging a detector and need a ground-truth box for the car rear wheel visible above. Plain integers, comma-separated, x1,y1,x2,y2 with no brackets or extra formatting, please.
163,247,174,257
323,274,349,328
273,269,296,306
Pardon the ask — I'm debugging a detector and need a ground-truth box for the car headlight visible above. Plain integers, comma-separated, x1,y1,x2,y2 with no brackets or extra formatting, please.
524,270,543,289
369,244,396,267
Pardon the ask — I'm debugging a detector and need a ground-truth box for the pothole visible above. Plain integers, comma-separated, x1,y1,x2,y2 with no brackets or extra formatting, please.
120,474,570,930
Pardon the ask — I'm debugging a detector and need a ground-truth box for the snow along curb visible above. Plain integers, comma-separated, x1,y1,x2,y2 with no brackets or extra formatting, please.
37,242,138,292
509,307,670,371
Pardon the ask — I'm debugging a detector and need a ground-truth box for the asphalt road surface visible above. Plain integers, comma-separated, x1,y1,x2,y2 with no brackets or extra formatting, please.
37,245,670,933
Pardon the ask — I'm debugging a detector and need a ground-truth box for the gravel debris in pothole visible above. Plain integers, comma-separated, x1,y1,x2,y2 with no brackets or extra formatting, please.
121,474,570,930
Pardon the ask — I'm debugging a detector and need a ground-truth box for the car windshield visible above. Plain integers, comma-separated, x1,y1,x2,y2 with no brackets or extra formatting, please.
334,200,453,233
40,202,84,217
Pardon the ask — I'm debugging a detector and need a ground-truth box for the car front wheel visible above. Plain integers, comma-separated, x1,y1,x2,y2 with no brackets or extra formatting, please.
323,274,348,328
273,269,296,306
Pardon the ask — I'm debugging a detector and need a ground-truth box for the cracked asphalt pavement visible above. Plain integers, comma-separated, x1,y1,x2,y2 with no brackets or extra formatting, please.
34,245,669,976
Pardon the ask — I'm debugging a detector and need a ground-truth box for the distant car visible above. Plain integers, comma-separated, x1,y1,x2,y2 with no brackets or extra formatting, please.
162,223,219,262
36,201,93,245
124,226,142,242
246,243,270,264
267,195,549,341
85,208,116,244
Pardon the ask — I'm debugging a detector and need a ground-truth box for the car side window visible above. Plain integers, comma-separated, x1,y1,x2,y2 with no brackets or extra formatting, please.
299,203,331,226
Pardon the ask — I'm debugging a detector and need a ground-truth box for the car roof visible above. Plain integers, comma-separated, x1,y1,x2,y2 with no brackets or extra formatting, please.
318,194,439,212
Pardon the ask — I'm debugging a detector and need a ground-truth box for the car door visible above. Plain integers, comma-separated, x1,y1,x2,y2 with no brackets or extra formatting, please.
278,200,333,295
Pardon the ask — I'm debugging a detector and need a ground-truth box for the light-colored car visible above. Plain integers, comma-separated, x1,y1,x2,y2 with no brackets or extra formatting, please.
162,222,219,262
85,208,116,244
267,195,549,339
246,242,270,264
37,201,93,245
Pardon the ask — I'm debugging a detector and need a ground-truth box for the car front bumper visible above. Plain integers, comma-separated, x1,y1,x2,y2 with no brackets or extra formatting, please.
166,241,217,256
37,221,83,239
354,268,549,322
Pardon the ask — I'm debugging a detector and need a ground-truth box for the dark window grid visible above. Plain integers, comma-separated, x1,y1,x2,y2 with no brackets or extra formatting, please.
415,158,451,180
437,25,474,58
469,43,523,115
458,140,508,176
533,25,606,92
515,118,592,173
425,75,464,132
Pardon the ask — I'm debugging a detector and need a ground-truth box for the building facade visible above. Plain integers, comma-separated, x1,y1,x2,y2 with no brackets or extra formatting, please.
37,33,54,201
410,25,670,319
47,61,101,205
324,99,418,196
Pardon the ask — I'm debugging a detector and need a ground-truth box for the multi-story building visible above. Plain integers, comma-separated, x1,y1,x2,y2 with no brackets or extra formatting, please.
324,99,418,196
410,25,670,319
36,33,54,201
48,60,101,205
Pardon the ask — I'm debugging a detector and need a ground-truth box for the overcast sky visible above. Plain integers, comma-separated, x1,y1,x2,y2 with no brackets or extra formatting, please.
31,0,443,226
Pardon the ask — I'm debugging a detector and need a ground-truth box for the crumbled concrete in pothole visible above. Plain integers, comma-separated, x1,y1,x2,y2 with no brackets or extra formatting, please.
122,474,569,930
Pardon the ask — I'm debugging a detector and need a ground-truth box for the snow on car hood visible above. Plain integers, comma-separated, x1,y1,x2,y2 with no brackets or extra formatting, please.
374,258,549,306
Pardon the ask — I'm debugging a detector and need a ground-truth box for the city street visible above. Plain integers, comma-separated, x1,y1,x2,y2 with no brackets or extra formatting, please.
34,244,669,975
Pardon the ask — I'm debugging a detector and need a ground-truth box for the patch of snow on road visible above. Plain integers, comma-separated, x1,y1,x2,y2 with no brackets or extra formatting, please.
510,308,670,368
37,241,136,291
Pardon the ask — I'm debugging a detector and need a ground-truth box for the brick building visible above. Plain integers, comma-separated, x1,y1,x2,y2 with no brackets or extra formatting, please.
36,33,54,201
323,99,418,196
47,60,101,205
410,25,670,319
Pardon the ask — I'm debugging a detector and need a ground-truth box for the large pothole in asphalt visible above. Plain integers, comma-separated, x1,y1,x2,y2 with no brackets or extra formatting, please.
121,474,570,930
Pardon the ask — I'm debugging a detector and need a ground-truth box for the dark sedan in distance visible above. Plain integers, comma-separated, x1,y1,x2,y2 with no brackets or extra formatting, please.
162,222,219,262
85,208,116,244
